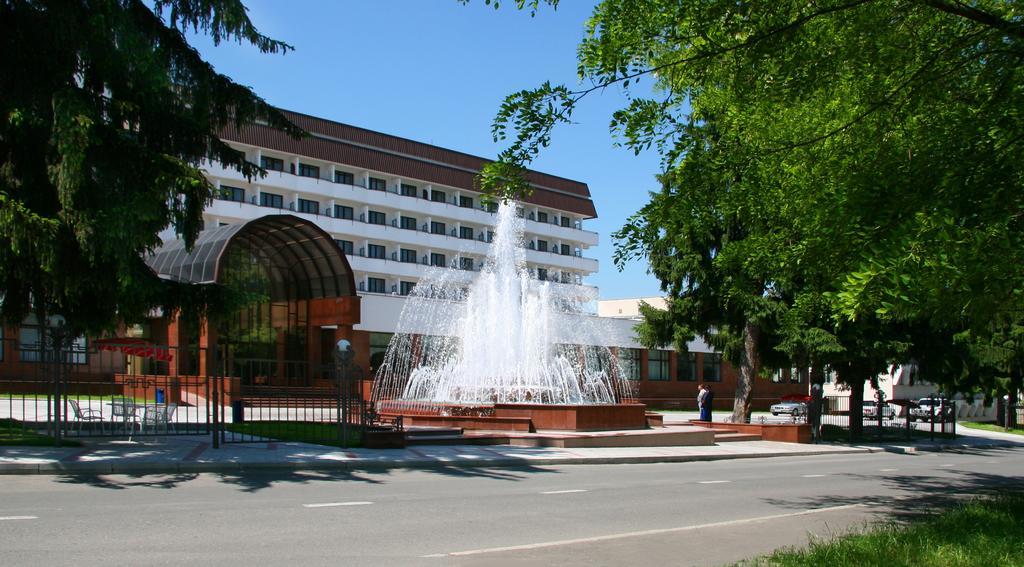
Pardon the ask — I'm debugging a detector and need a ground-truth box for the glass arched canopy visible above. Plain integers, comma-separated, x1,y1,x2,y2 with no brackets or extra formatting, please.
147,215,357,383
146,215,356,301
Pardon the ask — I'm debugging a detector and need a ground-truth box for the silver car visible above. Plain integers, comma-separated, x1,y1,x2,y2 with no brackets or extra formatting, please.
771,401,807,416
862,400,895,419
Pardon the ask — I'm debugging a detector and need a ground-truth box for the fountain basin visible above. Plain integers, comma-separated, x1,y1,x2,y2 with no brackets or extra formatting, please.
387,403,648,432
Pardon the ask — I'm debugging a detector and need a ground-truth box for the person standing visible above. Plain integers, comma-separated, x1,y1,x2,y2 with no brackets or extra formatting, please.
697,384,709,421
704,386,715,422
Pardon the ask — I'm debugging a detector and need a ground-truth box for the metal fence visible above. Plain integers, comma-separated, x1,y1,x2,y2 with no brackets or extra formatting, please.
0,338,384,448
821,395,957,442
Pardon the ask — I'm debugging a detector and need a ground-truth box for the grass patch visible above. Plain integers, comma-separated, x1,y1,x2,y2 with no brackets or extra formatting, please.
820,424,956,442
741,493,1024,566
0,394,151,403
0,418,82,447
226,421,362,448
960,421,1024,436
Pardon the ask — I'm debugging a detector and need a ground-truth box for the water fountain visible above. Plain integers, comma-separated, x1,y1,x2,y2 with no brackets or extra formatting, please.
371,201,648,431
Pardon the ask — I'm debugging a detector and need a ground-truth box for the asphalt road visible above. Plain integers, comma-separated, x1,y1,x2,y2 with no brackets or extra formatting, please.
1,447,1022,566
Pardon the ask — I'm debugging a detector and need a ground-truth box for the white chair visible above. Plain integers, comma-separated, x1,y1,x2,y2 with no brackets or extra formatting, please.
111,397,142,437
68,399,105,433
141,403,177,434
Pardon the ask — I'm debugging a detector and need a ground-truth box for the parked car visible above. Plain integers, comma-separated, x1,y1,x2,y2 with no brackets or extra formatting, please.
862,400,895,419
771,400,807,417
909,397,954,422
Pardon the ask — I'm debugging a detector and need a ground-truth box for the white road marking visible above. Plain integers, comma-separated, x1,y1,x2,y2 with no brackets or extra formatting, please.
541,489,588,495
0,516,38,521
879,468,899,472
303,501,373,508
940,464,955,468
697,480,730,484
420,504,867,558
801,474,827,478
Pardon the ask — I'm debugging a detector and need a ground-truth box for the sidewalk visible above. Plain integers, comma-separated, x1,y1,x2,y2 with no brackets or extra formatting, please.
1,423,1020,475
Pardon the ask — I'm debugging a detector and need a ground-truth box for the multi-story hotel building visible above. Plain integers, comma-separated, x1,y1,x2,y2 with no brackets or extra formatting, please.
198,110,601,344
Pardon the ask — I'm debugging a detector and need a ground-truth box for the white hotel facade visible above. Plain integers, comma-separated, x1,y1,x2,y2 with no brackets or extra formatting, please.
194,110,603,345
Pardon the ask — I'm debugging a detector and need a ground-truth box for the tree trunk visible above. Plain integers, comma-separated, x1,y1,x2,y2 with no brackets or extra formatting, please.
809,363,825,443
731,321,760,423
848,371,865,442
1007,367,1021,430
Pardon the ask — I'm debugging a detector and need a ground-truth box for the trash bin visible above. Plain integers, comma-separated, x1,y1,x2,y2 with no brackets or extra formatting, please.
155,389,165,404
231,400,245,423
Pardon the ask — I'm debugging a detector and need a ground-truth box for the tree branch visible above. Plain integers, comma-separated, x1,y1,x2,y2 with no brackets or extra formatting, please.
921,0,1024,40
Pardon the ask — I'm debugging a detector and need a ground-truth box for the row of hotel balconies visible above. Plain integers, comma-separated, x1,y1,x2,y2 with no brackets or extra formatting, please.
203,160,600,248
205,199,599,275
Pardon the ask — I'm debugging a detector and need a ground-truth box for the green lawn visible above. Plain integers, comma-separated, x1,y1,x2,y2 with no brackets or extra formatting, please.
0,394,152,403
960,421,1024,436
740,494,1024,566
225,421,362,447
0,419,82,447
820,423,956,442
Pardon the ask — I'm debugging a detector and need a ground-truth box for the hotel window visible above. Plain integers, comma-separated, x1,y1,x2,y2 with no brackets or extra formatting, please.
334,205,354,220
368,210,386,225
400,216,417,230
367,244,386,259
677,352,697,381
367,277,386,293
18,315,86,364
259,192,283,208
400,281,416,296
400,248,417,263
430,221,446,235
537,268,548,281
537,212,548,223
260,156,284,171
703,353,722,382
561,217,572,228
368,177,386,191
369,332,393,368
459,257,474,271
617,348,641,381
430,189,446,203
220,185,245,203
486,202,498,213
487,231,494,242
459,196,474,208
648,350,670,381
560,243,571,256
298,163,320,178
536,240,548,252
335,170,354,185
297,198,319,215
790,368,804,384
459,226,474,240
400,183,417,197
430,253,446,267
335,239,353,255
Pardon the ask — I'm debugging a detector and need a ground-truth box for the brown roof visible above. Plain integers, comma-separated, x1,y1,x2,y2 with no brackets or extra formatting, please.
219,109,597,218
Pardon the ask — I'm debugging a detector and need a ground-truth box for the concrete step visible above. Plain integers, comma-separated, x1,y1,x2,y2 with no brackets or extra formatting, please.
714,432,762,442
405,427,463,438
406,433,510,446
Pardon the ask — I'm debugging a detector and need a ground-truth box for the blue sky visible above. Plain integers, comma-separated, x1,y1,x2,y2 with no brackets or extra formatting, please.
189,0,665,299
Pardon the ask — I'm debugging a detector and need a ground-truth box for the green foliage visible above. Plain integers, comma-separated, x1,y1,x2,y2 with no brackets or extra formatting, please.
0,0,302,336
741,493,1024,567
484,0,1024,397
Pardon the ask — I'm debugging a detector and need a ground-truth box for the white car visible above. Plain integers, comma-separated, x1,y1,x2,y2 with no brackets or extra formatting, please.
771,401,807,416
862,400,895,419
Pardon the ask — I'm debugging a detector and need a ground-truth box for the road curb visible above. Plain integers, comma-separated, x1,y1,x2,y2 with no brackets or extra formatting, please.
0,447,876,476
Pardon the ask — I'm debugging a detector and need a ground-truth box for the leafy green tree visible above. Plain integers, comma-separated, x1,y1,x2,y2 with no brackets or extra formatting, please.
482,0,1024,413
0,0,300,341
